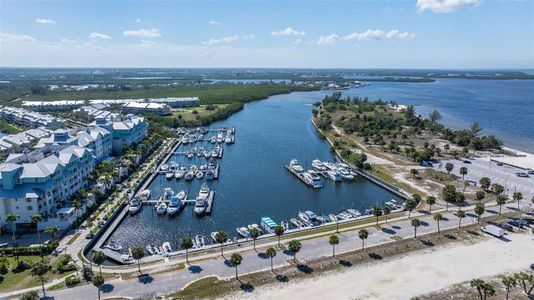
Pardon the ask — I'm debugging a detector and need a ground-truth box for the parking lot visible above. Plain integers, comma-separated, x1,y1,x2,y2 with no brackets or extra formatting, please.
433,157,534,201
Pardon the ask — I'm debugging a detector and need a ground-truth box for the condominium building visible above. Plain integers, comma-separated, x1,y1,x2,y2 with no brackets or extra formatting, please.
0,128,52,154
92,114,147,154
0,145,95,227
0,106,64,129
122,102,171,116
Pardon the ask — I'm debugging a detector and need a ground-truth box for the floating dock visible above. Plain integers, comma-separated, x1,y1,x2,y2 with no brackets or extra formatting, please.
205,191,215,214
284,165,313,187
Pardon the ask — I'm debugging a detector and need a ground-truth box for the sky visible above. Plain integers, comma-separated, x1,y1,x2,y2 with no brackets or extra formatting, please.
0,0,533,68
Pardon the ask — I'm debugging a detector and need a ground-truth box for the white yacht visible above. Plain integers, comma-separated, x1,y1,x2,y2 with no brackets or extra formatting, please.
185,171,195,181
281,220,289,231
311,159,327,171
303,172,323,188
156,202,167,215
347,209,361,218
195,235,205,248
339,168,354,180
128,197,142,214
328,214,338,222
199,164,207,171
165,171,174,180
327,170,342,182
181,136,189,144
247,224,263,235
196,171,204,179
236,227,250,238
290,218,305,228
167,193,183,215
187,152,194,159
160,164,169,171
193,184,210,215
174,169,185,179
139,189,150,201
162,188,174,200
205,169,215,180
289,159,305,173
105,241,122,252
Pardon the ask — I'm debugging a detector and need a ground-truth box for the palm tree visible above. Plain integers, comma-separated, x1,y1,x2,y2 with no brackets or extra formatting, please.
45,225,59,241
92,251,106,275
513,192,523,218
496,195,507,215
274,225,285,248
426,196,436,213
411,218,421,238
214,231,229,256
410,168,419,179
479,177,491,191
501,275,517,300
405,199,416,218
358,228,369,250
445,162,454,175
476,191,485,201
30,214,43,257
474,203,485,225
470,278,495,300
287,240,302,263
6,213,18,263
131,247,145,274
230,253,242,280
71,199,82,220
250,227,260,251
433,213,443,233
383,206,391,223
372,206,383,226
457,210,466,229
491,183,504,196
30,260,50,298
92,274,105,300
265,247,277,272
459,166,468,180
329,235,339,257
180,237,193,264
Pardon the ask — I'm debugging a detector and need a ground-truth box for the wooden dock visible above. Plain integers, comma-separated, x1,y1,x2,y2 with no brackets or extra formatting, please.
205,191,215,213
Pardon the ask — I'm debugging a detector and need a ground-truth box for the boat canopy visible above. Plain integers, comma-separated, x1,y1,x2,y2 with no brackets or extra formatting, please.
261,217,277,229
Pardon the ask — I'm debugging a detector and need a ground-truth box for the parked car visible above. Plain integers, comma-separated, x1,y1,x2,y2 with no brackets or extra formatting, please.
516,172,529,178
508,220,525,228
463,160,472,164
500,224,514,232
85,233,94,239
527,168,534,175
530,263,534,271
496,162,503,166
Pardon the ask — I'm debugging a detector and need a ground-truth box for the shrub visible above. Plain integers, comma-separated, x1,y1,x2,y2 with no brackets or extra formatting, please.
65,275,81,287
0,262,9,274
16,260,32,272
20,291,39,300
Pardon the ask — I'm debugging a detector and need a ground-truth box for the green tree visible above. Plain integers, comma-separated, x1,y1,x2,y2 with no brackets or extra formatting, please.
180,237,194,264
502,275,517,300
230,253,242,280
6,213,18,263
476,191,485,201
31,260,50,298
92,251,106,275
491,183,504,196
433,213,443,233
358,228,369,250
250,227,260,251
442,184,457,211
329,235,339,257
45,225,59,241
514,271,534,295
445,163,454,175
383,206,391,223
411,218,421,238
513,192,523,218
426,196,436,213
474,203,485,224
214,231,229,256
265,247,277,272
405,199,417,218
288,240,302,263
30,214,43,257
372,206,383,226
479,177,491,191
274,225,285,248
470,278,495,300
71,199,82,220
20,291,39,300
92,274,105,300
459,166,468,180
429,110,441,125
131,247,145,274
456,210,466,229
410,168,419,179
496,195,507,215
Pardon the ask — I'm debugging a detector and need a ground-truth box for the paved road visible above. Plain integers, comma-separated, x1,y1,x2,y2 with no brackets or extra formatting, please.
434,157,534,200
39,202,525,300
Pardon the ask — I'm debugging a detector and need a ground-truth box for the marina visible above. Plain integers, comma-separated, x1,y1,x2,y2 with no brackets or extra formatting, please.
102,92,404,260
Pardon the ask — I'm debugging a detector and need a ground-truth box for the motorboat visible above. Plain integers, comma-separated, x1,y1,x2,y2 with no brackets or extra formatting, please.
326,170,342,182
204,151,211,158
195,235,205,248
209,136,216,144
174,169,185,179
176,190,187,201
328,214,338,222
169,161,177,171
146,245,156,255
337,162,350,169
281,220,289,231
199,164,207,171
185,171,195,181
160,164,169,171
260,217,277,234
139,189,150,201
181,136,189,144
347,209,361,218
198,183,210,199
187,152,194,159
247,224,263,235
225,137,232,144
303,172,323,188
289,159,305,173
156,202,167,215
311,159,327,171
167,195,182,215
196,171,204,179
324,162,338,171
336,212,352,220
290,218,305,229
205,169,215,180
317,215,329,224
193,186,209,215
104,241,122,252
365,209,373,215
162,188,174,200
339,168,354,180
165,171,174,180
152,245,161,255
236,227,250,238
297,211,313,227
304,210,318,222
162,242,172,254
129,197,142,214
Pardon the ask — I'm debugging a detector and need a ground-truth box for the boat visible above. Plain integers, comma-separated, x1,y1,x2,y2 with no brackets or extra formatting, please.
211,150,218,158
247,224,263,235
317,215,329,224
165,171,174,180
152,245,161,255
324,162,338,171
204,151,211,158
209,136,216,144
260,217,277,234
181,136,189,144
198,183,210,199
290,218,305,229
236,227,250,238
195,235,205,248
225,137,232,144
146,245,155,255
210,232,218,243
337,162,350,169
162,188,174,200
339,168,354,180
174,169,185,179
347,209,361,218
289,159,304,173
328,214,338,222
160,164,169,171
194,198,207,215
162,242,172,254
128,197,142,214
167,195,182,215
184,171,194,181
326,170,342,182
187,153,194,159
104,241,122,252
156,202,167,215
336,212,352,220
199,164,207,170
196,171,204,179
281,220,289,231
205,169,215,180
303,172,323,188
169,161,177,171
304,210,318,222
365,209,373,215
139,189,150,201
311,159,327,171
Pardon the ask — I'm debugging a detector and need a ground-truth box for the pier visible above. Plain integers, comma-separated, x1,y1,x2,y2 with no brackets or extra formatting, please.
284,164,314,187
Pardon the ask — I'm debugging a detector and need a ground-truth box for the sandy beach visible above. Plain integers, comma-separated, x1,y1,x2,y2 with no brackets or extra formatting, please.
233,232,534,300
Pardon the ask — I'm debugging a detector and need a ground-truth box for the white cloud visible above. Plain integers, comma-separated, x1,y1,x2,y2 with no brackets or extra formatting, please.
202,35,254,45
294,39,303,44
271,27,305,36
123,28,162,38
0,33,38,42
135,18,142,23
90,32,112,40
60,38,79,43
36,19,56,25
416,0,480,13
209,20,221,26
316,34,339,45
